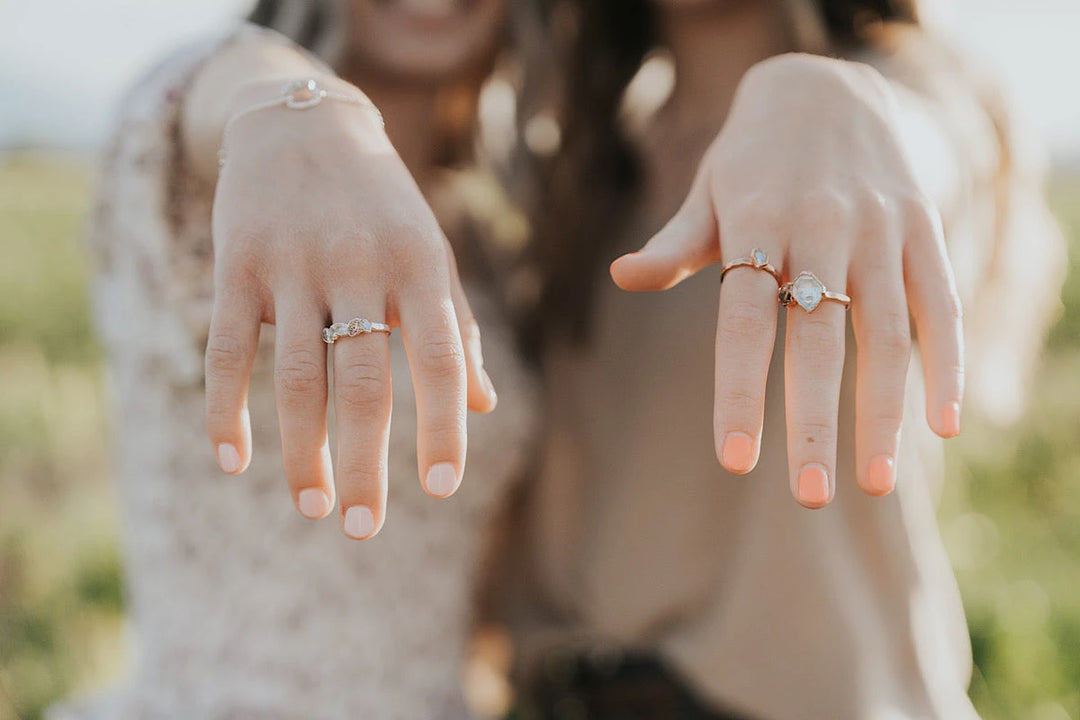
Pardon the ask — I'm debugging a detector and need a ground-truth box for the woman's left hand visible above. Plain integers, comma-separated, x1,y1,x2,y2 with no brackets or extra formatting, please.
610,53,963,509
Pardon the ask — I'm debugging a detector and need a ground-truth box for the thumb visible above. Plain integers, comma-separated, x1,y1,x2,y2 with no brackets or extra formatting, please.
610,176,719,292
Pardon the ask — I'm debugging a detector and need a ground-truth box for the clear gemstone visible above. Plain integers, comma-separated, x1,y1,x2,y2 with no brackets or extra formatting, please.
322,328,335,344
330,322,349,335
752,249,767,266
791,272,824,312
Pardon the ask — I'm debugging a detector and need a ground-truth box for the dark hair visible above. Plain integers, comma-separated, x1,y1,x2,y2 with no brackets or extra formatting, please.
524,0,922,354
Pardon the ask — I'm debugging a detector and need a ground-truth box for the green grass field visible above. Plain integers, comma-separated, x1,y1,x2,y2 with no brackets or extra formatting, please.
0,153,1078,719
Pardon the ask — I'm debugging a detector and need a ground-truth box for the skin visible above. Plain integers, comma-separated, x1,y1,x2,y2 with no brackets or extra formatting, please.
195,0,964,538
610,0,963,507
187,0,505,539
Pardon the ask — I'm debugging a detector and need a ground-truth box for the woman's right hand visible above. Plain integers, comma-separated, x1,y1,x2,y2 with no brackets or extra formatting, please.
203,76,497,540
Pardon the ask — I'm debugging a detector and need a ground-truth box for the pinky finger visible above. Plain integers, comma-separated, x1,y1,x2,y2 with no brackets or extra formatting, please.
205,289,262,473
447,245,497,414
904,205,964,438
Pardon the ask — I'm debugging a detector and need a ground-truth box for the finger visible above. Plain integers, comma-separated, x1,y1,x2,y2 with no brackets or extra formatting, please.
904,203,964,438
713,253,781,474
784,264,849,509
610,169,719,291
447,246,497,414
851,258,910,497
205,285,262,475
274,295,334,521
330,299,392,540
399,280,468,499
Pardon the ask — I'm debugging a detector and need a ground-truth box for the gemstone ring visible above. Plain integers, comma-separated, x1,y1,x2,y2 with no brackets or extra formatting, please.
719,248,782,285
779,271,851,313
322,317,392,344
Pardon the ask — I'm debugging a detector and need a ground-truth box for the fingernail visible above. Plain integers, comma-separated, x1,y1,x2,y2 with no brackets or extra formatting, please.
720,432,755,474
298,489,331,519
343,505,376,539
797,464,831,507
216,443,242,474
867,455,896,496
942,402,961,437
425,463,459,498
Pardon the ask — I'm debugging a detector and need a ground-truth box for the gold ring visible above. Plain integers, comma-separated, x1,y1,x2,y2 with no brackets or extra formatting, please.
779,271,851,312
720,248,782,285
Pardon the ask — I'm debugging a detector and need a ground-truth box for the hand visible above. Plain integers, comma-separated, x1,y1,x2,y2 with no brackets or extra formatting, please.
610,54,963,508
204,78,497,538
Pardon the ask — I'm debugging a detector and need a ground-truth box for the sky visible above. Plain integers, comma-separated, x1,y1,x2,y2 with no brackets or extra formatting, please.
1,0,1078,163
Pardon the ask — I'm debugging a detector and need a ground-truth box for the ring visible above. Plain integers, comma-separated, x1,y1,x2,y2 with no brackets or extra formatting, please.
322,317,392,344
779,271,851,312
720,248,782,285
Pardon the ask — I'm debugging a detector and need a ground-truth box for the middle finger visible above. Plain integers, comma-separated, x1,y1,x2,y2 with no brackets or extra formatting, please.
783,257,850,509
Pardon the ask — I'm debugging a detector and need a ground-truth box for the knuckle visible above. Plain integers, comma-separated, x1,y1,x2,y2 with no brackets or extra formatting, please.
857,189,893,229
205,333,249,375
793,189,855,230
336,359,389,413
720,299,771,341
717,387,763,416
865,311,912,359
791,419,837,448
424,416,466,451
417,331,466,378
790,318,845,364
869,413,905,437
902,196,945,241
274,349,325,401
335,457,383,488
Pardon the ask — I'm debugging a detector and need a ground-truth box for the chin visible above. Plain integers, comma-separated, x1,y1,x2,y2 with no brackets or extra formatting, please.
347,0,507,82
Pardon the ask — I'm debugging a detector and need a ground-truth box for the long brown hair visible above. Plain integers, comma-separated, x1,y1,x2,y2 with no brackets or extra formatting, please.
524,0,933,354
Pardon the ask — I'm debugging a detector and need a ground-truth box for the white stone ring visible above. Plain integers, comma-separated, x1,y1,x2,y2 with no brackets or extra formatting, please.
322,318,392,344
779,271,852,313
719,248,782,285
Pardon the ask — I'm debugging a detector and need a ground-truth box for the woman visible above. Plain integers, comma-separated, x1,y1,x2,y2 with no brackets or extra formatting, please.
54,0,1062,719
502,2,1063,718
52,2,538,718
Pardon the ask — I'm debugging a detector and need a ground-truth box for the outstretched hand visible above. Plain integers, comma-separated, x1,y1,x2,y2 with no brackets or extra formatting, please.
205,77,496,539
610,54,963,508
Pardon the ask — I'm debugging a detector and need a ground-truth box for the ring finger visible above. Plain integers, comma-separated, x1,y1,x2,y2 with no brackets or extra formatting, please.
783,258,850,508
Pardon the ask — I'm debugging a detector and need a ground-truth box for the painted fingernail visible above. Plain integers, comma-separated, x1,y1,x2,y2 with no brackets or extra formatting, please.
867,455,896,496
216,443,242,474
721,432,755,474
298,489,331,519
797,464,831,508
942,402,961,437
425,463,459,498
343,505,376,539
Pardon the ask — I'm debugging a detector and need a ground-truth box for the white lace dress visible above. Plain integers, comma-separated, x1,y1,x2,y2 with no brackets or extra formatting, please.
48,33,538,720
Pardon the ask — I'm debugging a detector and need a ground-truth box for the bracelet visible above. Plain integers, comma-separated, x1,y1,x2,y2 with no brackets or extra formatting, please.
218,79,384,168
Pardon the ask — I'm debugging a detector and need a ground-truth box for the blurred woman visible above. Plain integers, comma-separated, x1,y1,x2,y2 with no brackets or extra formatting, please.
51,1,538,718
501,2,1064,718
51,0,1063,719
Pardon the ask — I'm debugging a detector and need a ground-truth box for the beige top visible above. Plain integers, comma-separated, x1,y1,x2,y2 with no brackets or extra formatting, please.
503,35,1065,720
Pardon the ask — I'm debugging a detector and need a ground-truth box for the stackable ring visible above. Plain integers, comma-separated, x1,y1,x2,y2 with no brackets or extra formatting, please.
720,248,782,285
322,317,392,344
779,271,851,312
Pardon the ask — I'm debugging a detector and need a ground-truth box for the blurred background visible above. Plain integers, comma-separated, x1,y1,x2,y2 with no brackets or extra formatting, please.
1,1,1078,718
